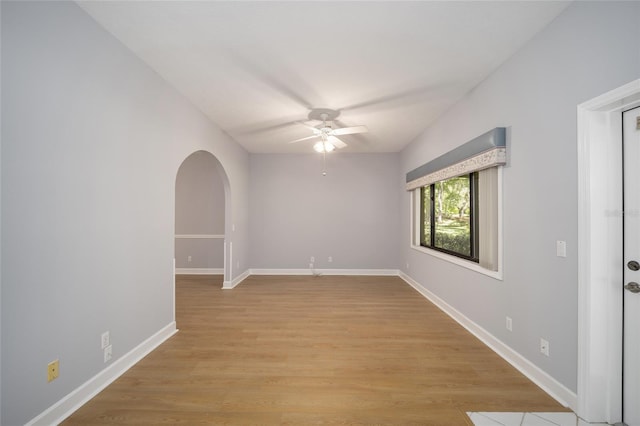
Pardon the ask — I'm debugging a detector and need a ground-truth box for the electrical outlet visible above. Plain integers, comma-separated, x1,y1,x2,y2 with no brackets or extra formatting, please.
47,359,59,382
540,338,550,356
101,331,110,349
506,317,513,331
104,345,112,363
328,256,332,263
556,241,567,257
187,255,192,262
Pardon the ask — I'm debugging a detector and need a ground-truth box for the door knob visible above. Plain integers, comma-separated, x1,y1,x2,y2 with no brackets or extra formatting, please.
625,282,640,293
628,260,640,271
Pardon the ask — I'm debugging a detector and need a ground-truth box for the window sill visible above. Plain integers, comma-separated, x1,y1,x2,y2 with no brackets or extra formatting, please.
410,244,503,281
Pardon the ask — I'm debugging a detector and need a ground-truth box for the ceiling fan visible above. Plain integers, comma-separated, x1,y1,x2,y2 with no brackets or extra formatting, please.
289,108,368,152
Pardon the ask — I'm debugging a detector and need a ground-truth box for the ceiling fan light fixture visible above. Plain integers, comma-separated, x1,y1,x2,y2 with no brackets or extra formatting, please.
313,141,335,153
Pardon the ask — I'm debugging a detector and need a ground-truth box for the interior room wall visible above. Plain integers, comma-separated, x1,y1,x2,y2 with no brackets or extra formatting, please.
249,153,401,271
0,1,3,413
0,2,249,425
400,0,640,395
175,151,226,270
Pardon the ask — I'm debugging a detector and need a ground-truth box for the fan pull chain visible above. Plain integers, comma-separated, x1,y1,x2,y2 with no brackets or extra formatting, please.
322,150,327,176
322,114,328,176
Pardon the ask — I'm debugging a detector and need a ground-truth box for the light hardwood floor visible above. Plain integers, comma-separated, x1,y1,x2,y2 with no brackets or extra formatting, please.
62,275,568,425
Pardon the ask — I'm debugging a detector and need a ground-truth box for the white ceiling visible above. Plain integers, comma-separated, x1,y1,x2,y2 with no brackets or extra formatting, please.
78,1,570,154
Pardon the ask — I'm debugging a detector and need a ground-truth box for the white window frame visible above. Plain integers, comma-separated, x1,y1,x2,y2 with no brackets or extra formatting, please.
410,166,504,280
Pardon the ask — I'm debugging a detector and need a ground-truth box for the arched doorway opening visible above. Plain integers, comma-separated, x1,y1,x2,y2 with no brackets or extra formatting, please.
174,151,231,285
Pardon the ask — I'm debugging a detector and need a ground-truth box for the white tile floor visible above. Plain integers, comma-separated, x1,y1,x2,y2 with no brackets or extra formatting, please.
466,412,611,426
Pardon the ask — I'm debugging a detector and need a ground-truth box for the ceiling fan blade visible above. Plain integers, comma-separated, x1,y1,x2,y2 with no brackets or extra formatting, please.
225,51,316,110
328,136,347,149
331,125,368,136
296,121,321,133
231,119,300,136
341,85,443,113
288,135,319,144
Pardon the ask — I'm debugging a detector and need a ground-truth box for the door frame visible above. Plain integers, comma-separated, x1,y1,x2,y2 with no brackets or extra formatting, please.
577,79,640,423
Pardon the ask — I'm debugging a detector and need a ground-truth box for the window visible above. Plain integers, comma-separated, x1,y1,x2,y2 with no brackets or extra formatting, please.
406,127,505,278
411,166,501,277
420,173,478,261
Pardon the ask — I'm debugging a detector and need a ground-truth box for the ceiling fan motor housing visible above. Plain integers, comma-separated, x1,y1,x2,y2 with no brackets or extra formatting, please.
308,108,340,122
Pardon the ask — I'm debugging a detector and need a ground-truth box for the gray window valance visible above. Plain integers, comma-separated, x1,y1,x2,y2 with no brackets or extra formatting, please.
405,127,507,190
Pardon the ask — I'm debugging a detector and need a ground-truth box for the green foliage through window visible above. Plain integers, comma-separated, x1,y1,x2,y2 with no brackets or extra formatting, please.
420,173,478,261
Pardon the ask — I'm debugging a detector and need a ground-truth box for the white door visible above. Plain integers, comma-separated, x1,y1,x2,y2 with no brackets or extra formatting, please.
624,106,640,426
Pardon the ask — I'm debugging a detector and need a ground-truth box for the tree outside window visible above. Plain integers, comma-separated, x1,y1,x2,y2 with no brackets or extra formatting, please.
420,173,478,261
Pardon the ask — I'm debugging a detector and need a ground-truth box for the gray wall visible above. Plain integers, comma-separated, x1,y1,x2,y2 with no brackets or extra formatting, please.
0,2,249,425
400,1,640,393
250,153,400,270
3,1,639,424
0,1,3,413
175,151,226,269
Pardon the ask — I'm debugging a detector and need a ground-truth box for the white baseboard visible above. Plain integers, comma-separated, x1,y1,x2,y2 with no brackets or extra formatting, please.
222,269,250,290
221,269,399,289
26,322,178,426
175,268,223,275
398,271,578,411
249,268,313,275
249,268,400,276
